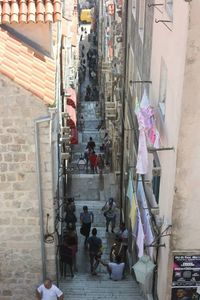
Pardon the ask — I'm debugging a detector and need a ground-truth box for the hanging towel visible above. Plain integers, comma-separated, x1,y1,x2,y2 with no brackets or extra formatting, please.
136,213,145,258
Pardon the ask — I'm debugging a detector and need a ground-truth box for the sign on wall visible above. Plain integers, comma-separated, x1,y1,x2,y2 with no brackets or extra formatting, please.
171,255,200,300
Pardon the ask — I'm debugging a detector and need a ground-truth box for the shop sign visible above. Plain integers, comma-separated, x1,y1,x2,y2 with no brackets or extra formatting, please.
171,255,200,300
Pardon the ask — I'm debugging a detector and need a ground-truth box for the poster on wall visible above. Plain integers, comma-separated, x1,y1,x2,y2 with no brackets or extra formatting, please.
171,255,200,299
171,287,200,300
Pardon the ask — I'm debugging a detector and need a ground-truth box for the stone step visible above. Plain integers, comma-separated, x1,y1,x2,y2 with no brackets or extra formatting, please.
59,274,144,300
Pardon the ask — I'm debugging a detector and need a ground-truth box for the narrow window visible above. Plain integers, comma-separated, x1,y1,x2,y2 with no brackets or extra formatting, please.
159,58,168,118
139,0,145,41
132,0,136,17
165,0,173,20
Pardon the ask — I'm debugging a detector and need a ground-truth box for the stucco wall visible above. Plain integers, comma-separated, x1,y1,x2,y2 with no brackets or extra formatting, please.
149,1,190,299
0,75,56,300
172,0,200,256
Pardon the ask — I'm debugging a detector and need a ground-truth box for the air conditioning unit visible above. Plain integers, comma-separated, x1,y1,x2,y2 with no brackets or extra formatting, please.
61,112,69,119
152,167,161,176
61,153,70,160
61,126,70,134
105,82,113,94
105,102,117,120
102,62,111,72
116,36,123,43
150,207,160,216
60,137,71,145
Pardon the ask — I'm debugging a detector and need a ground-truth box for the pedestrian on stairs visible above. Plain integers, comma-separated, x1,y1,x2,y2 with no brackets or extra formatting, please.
80,206,94,246
102,198,117,233
36,278,64,300
59,236,75,278
86,137,96,151
87,228,102,275
89,150,98,173
99,255,125,281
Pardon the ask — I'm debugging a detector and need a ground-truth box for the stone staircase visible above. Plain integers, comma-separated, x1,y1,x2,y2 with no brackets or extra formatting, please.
60,273,144,300
59,22,145,300
60,202,144,300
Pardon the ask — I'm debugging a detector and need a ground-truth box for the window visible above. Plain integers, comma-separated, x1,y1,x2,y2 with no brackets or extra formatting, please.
139,0,145,41
132,0,136,17
128,47,134,95
152,152,161,203
165,0,173,20
159,58,168,117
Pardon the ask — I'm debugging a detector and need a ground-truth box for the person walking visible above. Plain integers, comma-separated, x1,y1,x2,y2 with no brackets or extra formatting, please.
118,222,128,262
87,228,102,275
59,235,75,278
64,223,78,272
97,154,104,175
86,137,96,151
102,198,117,233
80,206,94,246
36,278,64,300
64,209,77,229
99,255,125,281
89,150,98,173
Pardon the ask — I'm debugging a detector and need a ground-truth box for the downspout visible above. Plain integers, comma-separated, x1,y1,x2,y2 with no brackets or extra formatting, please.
34,115,52,281
120,0,128,222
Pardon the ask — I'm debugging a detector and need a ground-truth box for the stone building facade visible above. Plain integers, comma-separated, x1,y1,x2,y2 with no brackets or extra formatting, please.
120,0,200,299
0,75,56,299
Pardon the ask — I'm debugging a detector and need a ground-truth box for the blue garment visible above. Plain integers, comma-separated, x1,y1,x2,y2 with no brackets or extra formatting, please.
80,211,93,224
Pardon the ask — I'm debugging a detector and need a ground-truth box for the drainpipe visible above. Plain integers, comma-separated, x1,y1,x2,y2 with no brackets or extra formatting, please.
34,115,52,281
120,0,128,222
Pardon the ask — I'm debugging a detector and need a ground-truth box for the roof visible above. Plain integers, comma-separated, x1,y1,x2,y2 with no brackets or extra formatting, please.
0,0,61,24
0,27,56,105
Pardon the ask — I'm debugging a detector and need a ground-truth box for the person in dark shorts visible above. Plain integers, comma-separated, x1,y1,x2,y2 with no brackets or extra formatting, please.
80,206,94,246
87,228,102,275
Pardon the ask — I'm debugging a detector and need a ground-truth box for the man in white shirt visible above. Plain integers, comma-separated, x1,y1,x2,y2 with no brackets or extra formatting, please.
36,278,64,300
99,255,125,281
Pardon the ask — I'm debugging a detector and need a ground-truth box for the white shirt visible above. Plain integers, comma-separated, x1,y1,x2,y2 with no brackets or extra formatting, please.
108,262,125,281
37,284,63,300
119,229,128,246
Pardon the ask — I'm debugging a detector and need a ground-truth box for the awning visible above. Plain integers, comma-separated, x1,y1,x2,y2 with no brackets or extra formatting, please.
66,88,77,109
70,128,78,144
66,104,76,128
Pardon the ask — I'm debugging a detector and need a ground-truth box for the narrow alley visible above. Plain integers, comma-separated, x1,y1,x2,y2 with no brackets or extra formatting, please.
59,21,144,300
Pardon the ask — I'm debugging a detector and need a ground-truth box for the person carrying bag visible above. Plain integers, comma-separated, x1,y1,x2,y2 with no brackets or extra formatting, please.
80,206,94,246
102,198,116,233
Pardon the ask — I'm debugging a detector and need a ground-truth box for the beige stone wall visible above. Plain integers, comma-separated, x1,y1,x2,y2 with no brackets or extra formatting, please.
0,75,56,300
150,1,190,299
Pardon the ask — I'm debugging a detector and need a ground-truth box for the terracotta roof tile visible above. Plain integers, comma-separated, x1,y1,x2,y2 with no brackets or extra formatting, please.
0,0,61,24
0,27,56,105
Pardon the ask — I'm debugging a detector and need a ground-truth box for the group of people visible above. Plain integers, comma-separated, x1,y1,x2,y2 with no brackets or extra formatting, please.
87,47,98,84
79,198,128,279
59,198,78,278
84,84,99,101
84,137,105,174
36,198,128,300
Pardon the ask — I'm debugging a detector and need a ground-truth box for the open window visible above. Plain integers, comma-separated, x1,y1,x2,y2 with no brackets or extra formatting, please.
165,0,173,20
159,58,168,118
132,0,136,18
138,0,145,41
